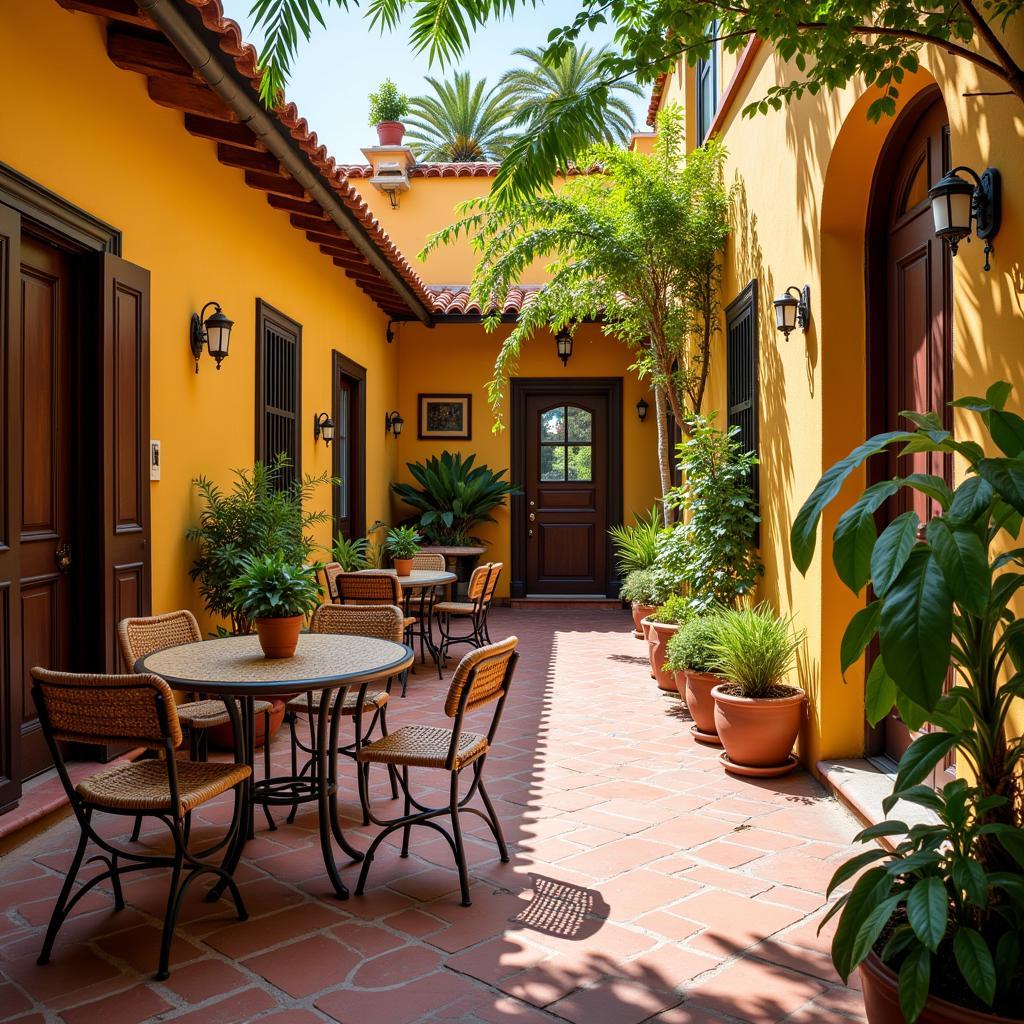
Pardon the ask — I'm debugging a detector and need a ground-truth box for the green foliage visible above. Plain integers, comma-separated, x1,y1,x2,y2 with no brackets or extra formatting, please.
609,506,663,575
367,77,409,124
655,414,762,612
186,455,332,634
708,604,805,699
665,612,725,673
229,550,321,621
405,72,518,161
392,452,519,545
794,381,1024,1019
618,567,674,605
384,525,422,560
331,533,370,571
648,593,692,625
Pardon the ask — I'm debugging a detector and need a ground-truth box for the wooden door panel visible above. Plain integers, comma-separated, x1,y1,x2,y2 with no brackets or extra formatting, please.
538,523,594,582
20,577,60,777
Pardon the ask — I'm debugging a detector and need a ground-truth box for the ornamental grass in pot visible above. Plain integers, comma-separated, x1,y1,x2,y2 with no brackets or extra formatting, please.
610,507,663,636
791,382,1024,1024
665,613,725,744
384,525,421,577
708,604,806,776
644,595,691,692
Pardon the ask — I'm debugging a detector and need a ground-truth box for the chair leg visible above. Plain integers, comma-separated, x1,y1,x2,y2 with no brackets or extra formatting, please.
261,709,276,832
110,852,126,910
130,815,143,843
182,812,192,849
379,706,399,803
400,766,412,858
156,838,185,981
478,775,509,863
449,772,472,907
37,824,89,966
286,710,301,824
400,668,409,698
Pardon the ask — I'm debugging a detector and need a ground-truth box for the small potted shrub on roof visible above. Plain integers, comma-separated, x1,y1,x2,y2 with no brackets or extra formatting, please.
230,550,321,658
385,525,421,576
610,506,663,637
665,612,725,744
708,604,806,776
368,78,409,146
644,594,692,692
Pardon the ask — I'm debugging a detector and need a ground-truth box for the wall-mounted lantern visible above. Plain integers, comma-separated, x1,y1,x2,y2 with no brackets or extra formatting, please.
555,327,573,367
636,397,649,423
928,165,1000,271
386,318,397,344
313,412,335,447
189,302,233,373
385,410,405,438
773,285,810,340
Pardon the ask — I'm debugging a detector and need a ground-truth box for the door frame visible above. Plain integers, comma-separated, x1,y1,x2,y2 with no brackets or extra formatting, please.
331,349,367,539
509,377,623,599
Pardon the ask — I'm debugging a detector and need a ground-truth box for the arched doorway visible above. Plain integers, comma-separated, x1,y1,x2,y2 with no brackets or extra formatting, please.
866,85,954,775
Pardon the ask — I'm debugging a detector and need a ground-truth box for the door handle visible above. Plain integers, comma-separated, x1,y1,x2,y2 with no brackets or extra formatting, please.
529,512,536,521
55,542,72,573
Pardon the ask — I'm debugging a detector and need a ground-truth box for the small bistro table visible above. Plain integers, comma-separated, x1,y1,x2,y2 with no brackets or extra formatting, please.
138,632,414,899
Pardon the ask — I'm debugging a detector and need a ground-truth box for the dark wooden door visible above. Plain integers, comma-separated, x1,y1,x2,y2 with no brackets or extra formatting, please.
332,350,366,541
874,94,954,774
524,393,609,595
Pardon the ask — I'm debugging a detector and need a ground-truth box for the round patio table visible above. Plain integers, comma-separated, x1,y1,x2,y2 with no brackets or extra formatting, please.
138,632,414,899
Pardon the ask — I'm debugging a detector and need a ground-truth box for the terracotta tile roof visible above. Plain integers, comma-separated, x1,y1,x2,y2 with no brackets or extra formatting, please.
426,284,541,317
647,71,668,127
338,162,604,179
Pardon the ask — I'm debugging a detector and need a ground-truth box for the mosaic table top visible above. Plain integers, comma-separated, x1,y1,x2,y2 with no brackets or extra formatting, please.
360,569,456,588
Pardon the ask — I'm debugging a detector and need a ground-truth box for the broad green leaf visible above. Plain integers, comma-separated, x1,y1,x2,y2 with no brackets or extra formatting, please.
832,480,901,593
853,820,909,843
991,499,1023,539
907,877,948,950
947,476,993,524
840,601,880,677
988,872,1024,904
850,894,905,972
925,519,990,615
881,924,916,962
995,933,1020,995
977,458,1024,515
825,847,891,898
986,380,1013,409
898,945,931,1023
830,867,892,980
927,693,973,733
871,511,920,597
888,849,942,875
878,549,953,710
903,473,953,510
988,823,1024,868
951,858,988,907
865,656,897,726
894,732,958,793
894,690,929,732
901,410,944,432
954,928,996,1005
890,785,945,814
989,410,1024,458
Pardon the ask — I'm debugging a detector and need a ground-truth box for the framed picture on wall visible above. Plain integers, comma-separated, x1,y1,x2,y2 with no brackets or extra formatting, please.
418,394,472,440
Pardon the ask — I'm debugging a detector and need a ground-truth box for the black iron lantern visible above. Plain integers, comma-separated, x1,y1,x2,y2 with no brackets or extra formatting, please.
190,302,233,373
773,285,810,339
636,397,649,423
313,412,335,446
385,410,404,438
928,165,1001,270
555,327,573,367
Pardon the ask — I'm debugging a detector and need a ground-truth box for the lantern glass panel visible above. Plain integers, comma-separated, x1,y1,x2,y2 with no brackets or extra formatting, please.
774,297,797,332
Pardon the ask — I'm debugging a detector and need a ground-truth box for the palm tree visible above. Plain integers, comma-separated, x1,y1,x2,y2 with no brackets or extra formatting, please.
500,45,643,148
405,72,519,162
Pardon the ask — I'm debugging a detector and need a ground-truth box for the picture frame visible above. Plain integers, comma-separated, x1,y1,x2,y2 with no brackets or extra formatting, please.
418,393,472,440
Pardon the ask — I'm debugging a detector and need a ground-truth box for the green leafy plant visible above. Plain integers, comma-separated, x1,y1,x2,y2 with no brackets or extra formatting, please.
609,506,663,575
648,594,692,625
666,613,724,674
384,525,422,561
392,452,519,545
331,533,370,571
792,380,1024,1020
187,455,333,634
656,414,762,611
229,550,321,622
619,568,672,605
367,77,409,125
707,604,804,699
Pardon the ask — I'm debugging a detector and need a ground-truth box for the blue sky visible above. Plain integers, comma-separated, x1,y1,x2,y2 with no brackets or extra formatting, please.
218,1,648,163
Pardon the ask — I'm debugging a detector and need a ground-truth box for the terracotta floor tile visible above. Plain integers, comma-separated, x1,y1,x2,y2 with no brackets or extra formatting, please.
688,959,827,1022
244,932,361,997
58,983,172,1024
549,976,681,1024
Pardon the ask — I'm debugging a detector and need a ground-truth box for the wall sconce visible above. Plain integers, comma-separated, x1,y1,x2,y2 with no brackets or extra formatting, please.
386,319,396,344
381,186,400,210
189,301,233,373
636,397,649,423
555,327,573,367
773,285,810,339
385,410,404,438
313,412,335,446
928,165,1000,271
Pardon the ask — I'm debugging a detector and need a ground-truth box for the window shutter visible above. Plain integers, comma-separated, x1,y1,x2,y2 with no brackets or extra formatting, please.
256,300,302,490
725,281,759,507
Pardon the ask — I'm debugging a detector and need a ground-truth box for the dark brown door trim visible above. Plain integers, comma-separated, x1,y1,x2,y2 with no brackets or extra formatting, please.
255,299,303,483
331,349,367,539
510,377,623,599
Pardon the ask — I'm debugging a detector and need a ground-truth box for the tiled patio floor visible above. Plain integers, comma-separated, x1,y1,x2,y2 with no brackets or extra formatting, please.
0,609,866,1024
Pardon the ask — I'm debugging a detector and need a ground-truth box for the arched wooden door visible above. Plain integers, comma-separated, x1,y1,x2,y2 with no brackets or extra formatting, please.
867,89,954,774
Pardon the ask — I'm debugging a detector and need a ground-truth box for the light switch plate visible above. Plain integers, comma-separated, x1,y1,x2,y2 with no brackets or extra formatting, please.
150,440,161,481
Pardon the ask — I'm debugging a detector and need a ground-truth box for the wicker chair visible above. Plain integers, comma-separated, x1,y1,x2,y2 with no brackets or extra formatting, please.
29,667,249,980
411,552,447,572
406,551,448,679
321,561,344,603
284,603,404,823
336,573,417,691
354,636,519,907
435,563,502,663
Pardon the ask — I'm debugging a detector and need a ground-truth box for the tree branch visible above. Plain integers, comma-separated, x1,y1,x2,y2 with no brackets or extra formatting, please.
956,0,1024,99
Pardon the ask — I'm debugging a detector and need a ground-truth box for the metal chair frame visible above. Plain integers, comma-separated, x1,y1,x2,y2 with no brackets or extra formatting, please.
436,563,501,664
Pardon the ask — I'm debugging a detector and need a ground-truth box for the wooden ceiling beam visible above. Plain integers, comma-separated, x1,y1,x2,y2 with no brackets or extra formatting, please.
306,229,351,248
324,248,368,268
107,25,193,78
217,144,281,175
290,213,344,235
58,0,152,26
243,170,306,198
184,115,264,151
148,77,235,120
266,195,326,218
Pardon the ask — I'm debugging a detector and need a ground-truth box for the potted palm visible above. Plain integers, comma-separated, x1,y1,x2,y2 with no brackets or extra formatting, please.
708,605,806,776
230,551,320,659
792,382,1024,1023
644,594,691,692
666,613,725,744
368,78,410,146
610,507,663,635
385,525,421,576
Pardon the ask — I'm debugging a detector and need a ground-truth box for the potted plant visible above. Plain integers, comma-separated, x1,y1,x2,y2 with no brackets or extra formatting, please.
368,78,409,146
792,382,1024,1023
385,525,421,576
230,551,321,659
619,568,662,639
644,594,692,692
666,613,725,744
331,532,371,571
708,604,806,776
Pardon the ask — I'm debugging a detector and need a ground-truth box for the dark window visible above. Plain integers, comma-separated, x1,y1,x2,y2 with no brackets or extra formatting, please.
695,29,719,143
539,405,593,482
725,281,759,507
255,300,302,489
332,350,367,540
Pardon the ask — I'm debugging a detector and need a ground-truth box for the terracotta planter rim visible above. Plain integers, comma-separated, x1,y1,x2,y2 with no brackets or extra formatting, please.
711,683,806,707
646,619,682,632
255,614,303,624
685,668,722,680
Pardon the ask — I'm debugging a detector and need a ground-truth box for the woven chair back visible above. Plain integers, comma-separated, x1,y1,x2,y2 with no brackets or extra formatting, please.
411,552,446,572
465,564,493,601
337,572,402,605
322,562,343,601
31,667,184,749
118,610,202,672
444,636,519,718
310,603,404,644
482,563,502,603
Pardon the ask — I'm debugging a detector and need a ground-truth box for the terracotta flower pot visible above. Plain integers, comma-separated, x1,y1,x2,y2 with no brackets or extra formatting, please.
393,558,413,576
683,670,723,745
209,698,286,752
712,683,805,776
632,602,656,639
254,615,302,659
376,120,405,145
646,620,680,692
860,950,1018,1024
